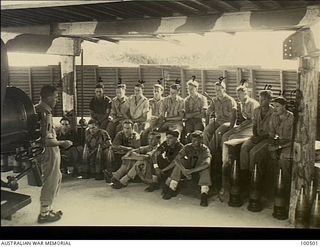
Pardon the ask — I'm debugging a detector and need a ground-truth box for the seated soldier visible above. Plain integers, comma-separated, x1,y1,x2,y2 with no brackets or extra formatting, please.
56,117,83,176
219,85,259,197
146,129,184,192
106,82,130,140
267,96,294,210
81,119,112,180
162,130,212,207
140,81,164,146
158,83,185,134
239,90,274,194
127,80,149,134
105,131,161,189
107,119,140,175
182,77,208,144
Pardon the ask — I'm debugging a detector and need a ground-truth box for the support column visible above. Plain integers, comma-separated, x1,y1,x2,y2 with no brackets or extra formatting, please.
60,55,77,131
289,56,320,224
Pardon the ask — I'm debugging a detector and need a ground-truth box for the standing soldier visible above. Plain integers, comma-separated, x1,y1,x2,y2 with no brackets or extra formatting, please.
162,131,212,207
203,77,237,153
89,83,112,130
239,90,274,194
106,80,130,140
81,119,112,180
220,85,260,198
158,81,185,134
267,96,294,210
35,85,73,223
127,80,149,134
140,79,164,146
183,76,208,144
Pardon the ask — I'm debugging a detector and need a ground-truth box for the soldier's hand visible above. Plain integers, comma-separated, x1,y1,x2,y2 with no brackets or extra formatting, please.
61,140,73,149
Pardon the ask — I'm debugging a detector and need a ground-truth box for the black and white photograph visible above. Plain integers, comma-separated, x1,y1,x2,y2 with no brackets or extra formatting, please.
1,0,320,237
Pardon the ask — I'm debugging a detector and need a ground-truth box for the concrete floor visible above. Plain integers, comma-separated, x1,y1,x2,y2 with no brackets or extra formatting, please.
1,172,293,228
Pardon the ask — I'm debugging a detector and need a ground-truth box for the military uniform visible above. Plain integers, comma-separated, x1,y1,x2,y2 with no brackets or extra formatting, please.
240,105,274,171
35,101,62,210
203,93,237,152
221,96,260,167
82,128,111,177
159,95,185,133
170,144,212,187
106,96,130,140
89,95,112,129
184,93,208,139
56,127,83,174
127,95,149,133
110,131,140,172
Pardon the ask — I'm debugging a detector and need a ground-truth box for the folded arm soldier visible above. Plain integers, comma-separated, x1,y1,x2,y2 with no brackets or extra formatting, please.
146,130,184,193
107,119,140,174
81,119,112,180
183,78,208,144
140,82,164,146
127,81,149,134
56,117,83,176
162,131,212,207
239,90,274,193
106,131,161,189
220,85,259,197
106,82,130,140
267,96,294,209
35,85,73,223
158,83,185,134
203,78,237,153
89,83,112,130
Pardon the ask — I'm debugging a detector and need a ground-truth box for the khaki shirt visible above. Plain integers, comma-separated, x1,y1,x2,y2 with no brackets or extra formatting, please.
184,93,208,119
252,106,274,137
85,128,111,151
127,95,149,121
110,96,129,121
176,144,211,167
240,97,260,120
149,97,163,117
160,96,185,120
269,110,294,141
113,131,140,150
35,101,57,144
208,94,237,124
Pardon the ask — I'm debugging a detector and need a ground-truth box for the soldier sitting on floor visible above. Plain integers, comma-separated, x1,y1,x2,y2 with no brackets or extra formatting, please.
146,129,184,193
106,119,141,177
56,117,83,176
105,131,161,189
81,119,112,180
162,130,212,207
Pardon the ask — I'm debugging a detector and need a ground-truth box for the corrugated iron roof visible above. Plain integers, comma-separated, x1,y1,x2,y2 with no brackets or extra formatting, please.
2,0,320,27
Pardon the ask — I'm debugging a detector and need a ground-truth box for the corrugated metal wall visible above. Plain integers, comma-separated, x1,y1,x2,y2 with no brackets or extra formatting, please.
8,65,312,119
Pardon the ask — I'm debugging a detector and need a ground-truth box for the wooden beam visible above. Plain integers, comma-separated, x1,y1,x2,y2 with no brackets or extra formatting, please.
213,0,239,11
188,0,214,11
2,6,319,36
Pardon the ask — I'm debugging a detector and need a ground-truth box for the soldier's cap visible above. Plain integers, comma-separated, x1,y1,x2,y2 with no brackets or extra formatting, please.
271,96,287,105
88,118,100,126
191,130,203,140
187,79,199,87
214,76,226,89
259,90,273,99
95,83,104,89
154,83,164,90
166,130,179,138
117,78,126,89
135,80,145,88
170,84,181,90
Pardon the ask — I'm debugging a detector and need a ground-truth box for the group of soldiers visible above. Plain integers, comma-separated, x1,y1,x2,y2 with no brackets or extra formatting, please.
56,76,294,209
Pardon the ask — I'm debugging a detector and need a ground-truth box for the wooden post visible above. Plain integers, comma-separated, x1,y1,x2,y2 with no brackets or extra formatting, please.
280,70,284,93
223,70,228,91
289,56,320,224
28,67,33,99
249,69,256,99
180,68,186,98
201,70,206,94
138,66,142,80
